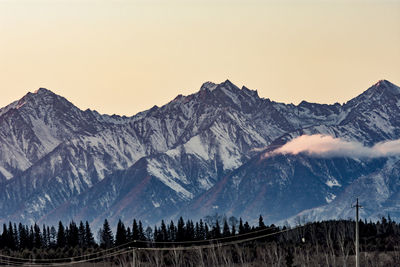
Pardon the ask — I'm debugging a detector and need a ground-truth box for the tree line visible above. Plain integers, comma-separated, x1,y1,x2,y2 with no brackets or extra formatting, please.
0,215,265,251
0,215,400,266
0,221,96,251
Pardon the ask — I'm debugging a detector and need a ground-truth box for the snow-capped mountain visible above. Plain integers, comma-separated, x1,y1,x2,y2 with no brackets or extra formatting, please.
0,79,399,227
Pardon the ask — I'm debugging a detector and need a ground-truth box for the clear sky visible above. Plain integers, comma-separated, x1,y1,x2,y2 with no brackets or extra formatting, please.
1,0,399,116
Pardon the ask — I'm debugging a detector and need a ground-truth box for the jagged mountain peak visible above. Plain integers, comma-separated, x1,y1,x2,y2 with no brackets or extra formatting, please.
199,80,241,94
341,80,400,115
0,88,58,118
22,87,61,104
33,87,53,95
352,79,400,101
241,86,259,98
14,87,70,110
200,81,218,91
371,79,400,95
213,79,240,93
1,79,400,226
167,80,261,112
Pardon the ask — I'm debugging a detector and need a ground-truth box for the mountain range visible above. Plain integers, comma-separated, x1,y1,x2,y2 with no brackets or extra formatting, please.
1,79,400,228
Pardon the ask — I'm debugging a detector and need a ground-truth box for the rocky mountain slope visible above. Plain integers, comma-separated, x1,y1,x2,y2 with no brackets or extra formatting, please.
0,79,399,227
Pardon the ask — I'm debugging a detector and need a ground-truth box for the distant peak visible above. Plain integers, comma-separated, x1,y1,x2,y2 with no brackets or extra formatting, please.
220,79,237,89
223,79,233,85
33,88,53,95
241,86,259,98
200,80,242,93
299,100,310,106
371,79,400,96
214,79,241,93
374,79,394,88
200,81,218,91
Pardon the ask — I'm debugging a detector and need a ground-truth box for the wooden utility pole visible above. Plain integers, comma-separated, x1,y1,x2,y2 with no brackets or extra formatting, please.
352,198,362,267
132,247,136,267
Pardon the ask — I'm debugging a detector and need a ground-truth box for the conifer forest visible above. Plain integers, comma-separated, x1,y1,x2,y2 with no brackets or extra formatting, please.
0,216,399,266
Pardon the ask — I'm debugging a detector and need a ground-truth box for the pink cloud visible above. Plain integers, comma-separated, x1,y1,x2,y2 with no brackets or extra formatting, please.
265,134,400,158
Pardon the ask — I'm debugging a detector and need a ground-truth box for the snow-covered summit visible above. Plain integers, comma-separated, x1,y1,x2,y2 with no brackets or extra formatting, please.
0,80,400,227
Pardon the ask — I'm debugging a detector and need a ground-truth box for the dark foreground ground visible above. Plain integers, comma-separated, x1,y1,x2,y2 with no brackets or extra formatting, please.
0,217,399,266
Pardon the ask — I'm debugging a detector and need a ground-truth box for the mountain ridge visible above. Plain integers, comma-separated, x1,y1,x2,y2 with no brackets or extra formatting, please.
0,79,399,228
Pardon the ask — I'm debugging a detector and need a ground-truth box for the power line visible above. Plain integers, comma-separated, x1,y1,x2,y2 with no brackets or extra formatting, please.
0,224,284,262
0,248,132,266
136,225,306,252
0,224,307,266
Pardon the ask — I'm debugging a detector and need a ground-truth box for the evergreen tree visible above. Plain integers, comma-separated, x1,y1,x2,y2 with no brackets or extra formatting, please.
1,224,8,249
132,219,139,241
160,220,168,242
239,218,244,235
176,217,185,241
222,219,230,237
0,225,3,249
229,216,238,230
33,223,42,248
195,222,200,241
126,227,132,242
100,219,114,249
244,221,251,233
205,223,211,239
67,221,79,247
85,221,95,248
56,221,66,248
258,215,266,229
231,224,236,236
28,226,34,249
42,224,48,248
18,223,27,249
13,223,19,249
213,221,221,239
145,226,153,241
199,219,205,240
154,226,162,242
78,221,85,247
49,226,57,247
168,220,176,241
46,226,51,248
6,223,12,248
186,220,195,241
115,219,127,246
8,222,16,249
138,221,145,241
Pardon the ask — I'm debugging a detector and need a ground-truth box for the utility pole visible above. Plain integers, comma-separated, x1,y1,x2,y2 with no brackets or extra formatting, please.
352,198,362,267
132,247,136,267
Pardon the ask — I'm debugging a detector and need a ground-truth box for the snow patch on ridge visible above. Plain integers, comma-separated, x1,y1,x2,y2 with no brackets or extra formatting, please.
220,87,241,106
326,179,341,188
30,117,60,152
152,200,160,208
325,193,336,203
211,123,242,170
147,159,193,200
198,176,213,190
184,135,209,160
0,167,13,180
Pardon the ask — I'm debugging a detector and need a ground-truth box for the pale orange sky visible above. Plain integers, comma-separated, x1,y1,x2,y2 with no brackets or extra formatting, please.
1,0,399,116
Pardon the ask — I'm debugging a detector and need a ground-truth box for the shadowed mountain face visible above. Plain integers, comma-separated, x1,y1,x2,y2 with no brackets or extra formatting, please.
0,80,400,227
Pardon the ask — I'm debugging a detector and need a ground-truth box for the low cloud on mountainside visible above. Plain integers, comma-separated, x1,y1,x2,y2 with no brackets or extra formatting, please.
266,134,400,158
